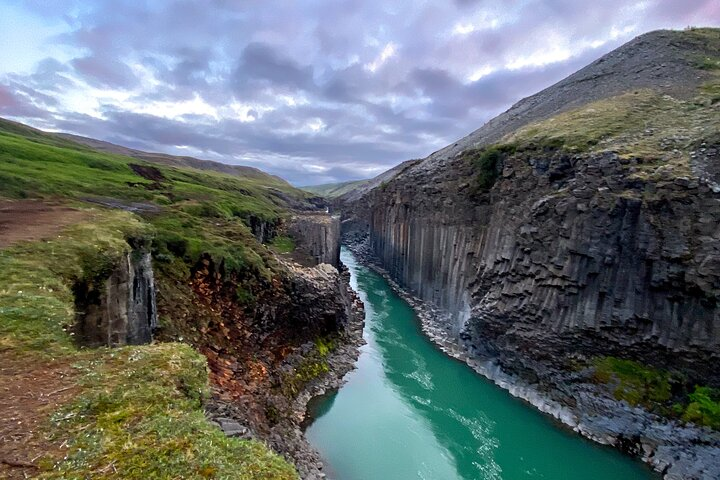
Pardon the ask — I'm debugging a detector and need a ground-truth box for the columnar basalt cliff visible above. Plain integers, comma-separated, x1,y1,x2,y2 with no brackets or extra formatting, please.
339,28,720,478
288,212,341,267
75,239,158,347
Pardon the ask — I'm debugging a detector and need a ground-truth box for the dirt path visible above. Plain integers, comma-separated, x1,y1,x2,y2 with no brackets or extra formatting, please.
0,356,79,479
0,200,89,249
0,199,88,477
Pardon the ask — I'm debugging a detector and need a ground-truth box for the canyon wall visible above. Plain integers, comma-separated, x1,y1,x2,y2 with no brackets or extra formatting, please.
353,148,720,382
289,212,341,267
340,29,720,389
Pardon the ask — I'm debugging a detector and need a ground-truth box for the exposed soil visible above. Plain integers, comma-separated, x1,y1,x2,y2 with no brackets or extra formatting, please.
0,200,89,249
0,356,79,479
129,163,165,183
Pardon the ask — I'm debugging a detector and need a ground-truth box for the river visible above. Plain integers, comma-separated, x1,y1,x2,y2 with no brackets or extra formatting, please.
305,248,658,480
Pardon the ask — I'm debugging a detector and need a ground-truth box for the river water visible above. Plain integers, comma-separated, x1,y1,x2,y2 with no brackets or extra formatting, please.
305,248,657,480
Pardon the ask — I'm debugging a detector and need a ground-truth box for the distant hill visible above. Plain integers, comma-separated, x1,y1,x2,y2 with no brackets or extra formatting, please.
0,117,290,187
56,132,291,186
302,180,369,198
302,159,422,201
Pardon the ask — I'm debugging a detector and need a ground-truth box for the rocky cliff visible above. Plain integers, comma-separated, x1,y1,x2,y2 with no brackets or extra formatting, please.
153,209,361,479
288,212,341,267
340,28,720,478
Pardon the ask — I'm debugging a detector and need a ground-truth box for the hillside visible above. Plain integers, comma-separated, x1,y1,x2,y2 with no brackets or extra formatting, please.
0,118,358,479
339,27,720,478
57,130,291,185
302,180,368,198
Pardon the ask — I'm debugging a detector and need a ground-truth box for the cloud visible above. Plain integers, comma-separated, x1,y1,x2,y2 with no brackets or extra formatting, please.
0,0,718,184
71,55,139,88
233,42,316,93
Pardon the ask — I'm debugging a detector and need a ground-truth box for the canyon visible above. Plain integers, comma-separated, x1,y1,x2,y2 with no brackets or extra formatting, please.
0,25,719,480
333,28,720,479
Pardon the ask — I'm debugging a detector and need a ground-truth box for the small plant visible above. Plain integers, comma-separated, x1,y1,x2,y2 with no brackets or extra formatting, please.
269,235,295,254
279,336,338,398
315,336,337,357
592,356,671,407
695,56,720,70
464,144,516,193
235,285,256,305
683,386,720,429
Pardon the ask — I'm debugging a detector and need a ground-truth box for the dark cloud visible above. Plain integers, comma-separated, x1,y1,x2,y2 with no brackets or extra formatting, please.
0,84,49,119
0,0,718,184
234,42,316,93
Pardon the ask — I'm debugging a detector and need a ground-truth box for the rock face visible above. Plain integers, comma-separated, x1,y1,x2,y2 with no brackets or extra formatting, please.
364,149,720,376
75,239,157,347
339,28,720,478
288,213,341,267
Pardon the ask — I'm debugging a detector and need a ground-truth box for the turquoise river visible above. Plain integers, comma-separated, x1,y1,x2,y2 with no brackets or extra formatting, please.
305,248,658,480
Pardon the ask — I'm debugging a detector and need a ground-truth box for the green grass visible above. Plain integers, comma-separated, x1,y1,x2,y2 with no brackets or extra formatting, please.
0,209,147,355
695,56,720,71
0,121,308,477
592,357,672,407
43,344,297,480
279,335,338,398
498,75,720,182
269,235,296,254
301,179,368,198
683,386,720,429
592,356,720,430
0,122,309,222
0,211,298,479
0,122,312,279
505,90,681,155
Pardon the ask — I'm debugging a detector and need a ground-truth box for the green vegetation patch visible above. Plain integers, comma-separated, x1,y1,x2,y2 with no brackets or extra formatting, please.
0,210,147,355
462,144,517,193
502,72,720,181
592,356,720,430
302,179,368,198
505,90,680,155
0,119,307,280
592,356,671,407
682,386,720,430
269,235,296,254
694,56,720,71
280,336,337,398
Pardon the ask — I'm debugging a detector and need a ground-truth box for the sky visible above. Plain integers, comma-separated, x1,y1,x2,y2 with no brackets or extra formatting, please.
0,1,718,185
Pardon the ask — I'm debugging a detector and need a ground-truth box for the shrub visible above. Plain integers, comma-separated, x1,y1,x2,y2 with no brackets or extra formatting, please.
683,386,720,429
592,357,671,406
464,144,516,193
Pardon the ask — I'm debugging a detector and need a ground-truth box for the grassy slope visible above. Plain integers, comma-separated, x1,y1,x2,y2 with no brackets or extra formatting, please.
502,28,720,174
0,124,302,478
0,120,315,275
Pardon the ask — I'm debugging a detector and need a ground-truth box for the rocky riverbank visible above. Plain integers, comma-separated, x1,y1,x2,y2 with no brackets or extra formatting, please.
343,238,720,480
